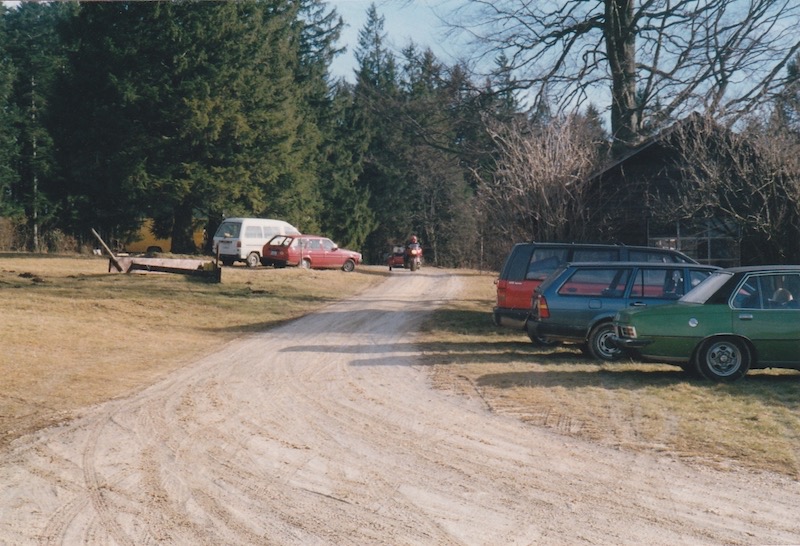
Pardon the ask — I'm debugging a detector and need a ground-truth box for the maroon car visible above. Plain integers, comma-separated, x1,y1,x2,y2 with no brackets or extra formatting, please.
263,235,362,272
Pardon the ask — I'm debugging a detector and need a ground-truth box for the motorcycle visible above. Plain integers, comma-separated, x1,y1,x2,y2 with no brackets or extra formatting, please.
405,242,422,271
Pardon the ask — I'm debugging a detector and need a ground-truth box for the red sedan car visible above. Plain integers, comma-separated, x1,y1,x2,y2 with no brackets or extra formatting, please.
263,235,362,272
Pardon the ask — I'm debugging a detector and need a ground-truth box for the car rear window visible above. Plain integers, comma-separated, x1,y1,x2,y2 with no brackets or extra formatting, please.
214,221,241,238
558,268,630,297
527,248,569,280
269,236,293,247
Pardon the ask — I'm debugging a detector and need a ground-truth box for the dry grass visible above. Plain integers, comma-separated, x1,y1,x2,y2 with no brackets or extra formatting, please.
0,253,386,445
5,255,800,478
424,270,800,477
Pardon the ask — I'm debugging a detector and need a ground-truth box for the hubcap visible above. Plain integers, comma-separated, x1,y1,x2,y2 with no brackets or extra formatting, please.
598,330,620,359
707,343,740,376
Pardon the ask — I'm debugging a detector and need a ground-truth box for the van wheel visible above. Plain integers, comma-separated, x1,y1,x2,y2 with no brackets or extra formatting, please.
246,252,260,268
587,323,623,361
221,258,234,267
300,258,311,269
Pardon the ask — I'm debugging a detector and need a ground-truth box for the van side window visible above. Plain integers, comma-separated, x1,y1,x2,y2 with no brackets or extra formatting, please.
527,249,568,280
630,250,692,263
572,249,618,262
245,226,262,238
503,246,534,282
558,268,629,297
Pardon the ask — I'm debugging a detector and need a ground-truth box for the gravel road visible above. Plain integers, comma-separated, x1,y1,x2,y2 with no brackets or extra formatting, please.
1,269,800,545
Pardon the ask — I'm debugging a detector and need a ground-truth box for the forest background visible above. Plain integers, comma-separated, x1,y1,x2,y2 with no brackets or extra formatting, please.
2,0,800,269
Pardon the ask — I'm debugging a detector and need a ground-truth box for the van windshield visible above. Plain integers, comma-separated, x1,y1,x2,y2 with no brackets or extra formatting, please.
214,222,241,238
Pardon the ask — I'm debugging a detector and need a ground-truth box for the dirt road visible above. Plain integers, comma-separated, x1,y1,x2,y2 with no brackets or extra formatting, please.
1,269,800,544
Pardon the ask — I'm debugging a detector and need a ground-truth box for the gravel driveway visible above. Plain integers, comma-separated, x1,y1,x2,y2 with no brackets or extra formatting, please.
1,269,799,544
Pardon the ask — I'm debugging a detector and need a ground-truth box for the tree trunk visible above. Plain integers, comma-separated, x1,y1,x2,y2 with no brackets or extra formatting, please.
171,203,196,254
605,0,638,154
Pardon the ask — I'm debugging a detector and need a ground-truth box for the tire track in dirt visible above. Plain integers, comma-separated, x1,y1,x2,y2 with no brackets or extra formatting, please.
2,269,800,544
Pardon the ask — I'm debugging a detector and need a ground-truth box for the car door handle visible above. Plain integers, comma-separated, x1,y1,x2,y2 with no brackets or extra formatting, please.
631,301,647,307
738,313,754,320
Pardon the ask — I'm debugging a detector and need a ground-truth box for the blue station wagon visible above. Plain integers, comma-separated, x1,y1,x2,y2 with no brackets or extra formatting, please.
526,262,720,360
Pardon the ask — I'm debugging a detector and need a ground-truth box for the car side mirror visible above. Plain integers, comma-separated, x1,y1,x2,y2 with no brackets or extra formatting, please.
332,245,339,251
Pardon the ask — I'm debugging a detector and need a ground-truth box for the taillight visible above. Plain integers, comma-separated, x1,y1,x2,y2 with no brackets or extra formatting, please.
534,295,550,319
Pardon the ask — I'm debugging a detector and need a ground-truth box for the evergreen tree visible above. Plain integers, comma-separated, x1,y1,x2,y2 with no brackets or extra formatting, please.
317,81,375,249
6,2,74,250
0,4,21,221
54,2,317,252
352,3,409,261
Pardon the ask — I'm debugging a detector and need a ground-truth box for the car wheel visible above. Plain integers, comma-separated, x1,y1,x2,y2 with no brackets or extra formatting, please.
246,252,260,268
221,258,234,267
300,258,311,269
587,323,623,361
695,337,750,382
341,259,355,272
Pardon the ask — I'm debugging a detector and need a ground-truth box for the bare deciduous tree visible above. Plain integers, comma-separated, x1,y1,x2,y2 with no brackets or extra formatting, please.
453,0,800,149
659,115,800,263
476,114,606,259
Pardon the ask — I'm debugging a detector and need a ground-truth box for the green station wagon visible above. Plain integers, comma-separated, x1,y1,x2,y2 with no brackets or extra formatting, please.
611,266,800,381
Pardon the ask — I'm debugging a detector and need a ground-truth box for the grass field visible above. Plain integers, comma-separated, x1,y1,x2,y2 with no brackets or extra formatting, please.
0,253,386,446
421,274,800,477
3,254,800,477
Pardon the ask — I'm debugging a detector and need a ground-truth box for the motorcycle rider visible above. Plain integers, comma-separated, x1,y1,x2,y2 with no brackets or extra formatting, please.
405,235,421,269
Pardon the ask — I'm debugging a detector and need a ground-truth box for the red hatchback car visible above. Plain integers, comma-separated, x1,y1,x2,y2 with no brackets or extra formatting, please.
263,235,362,272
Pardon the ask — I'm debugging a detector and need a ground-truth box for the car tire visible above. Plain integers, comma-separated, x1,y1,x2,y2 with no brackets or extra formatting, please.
246,252,260,268
587,322,623,361
300,258,311,269
695,337,750,382
221,258,234,267
342,259,356,272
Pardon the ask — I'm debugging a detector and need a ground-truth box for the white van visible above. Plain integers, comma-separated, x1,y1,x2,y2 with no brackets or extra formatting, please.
212,218,300,267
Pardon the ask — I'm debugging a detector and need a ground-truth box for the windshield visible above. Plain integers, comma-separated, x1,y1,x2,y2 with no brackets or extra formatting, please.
679,271,733,304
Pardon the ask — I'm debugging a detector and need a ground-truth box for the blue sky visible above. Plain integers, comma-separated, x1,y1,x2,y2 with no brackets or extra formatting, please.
327,0,462,81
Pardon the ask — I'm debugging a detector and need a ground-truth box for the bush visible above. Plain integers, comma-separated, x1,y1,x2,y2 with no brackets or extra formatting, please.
0,218,80,253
